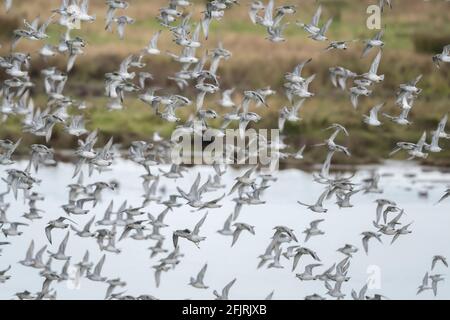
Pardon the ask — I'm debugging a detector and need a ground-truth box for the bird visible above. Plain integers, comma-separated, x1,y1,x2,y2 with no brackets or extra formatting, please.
362,50,385,83
213,278,236,300
379,0,393,12
293,145,306,160
325,280,345,299
324,40,357,52
361,29,384,58
248,1,265,25
87,254,107,282
337,244,358,257
297,5,322,36
417,272,431,295
217,214,234,236
296,263,322,281
105,278,127,299
218,88,236,108
432,45,450,69
278,99,305,131
173,213,208,248
0,265,11,283
363,103,385,126
71,215,96,238
19,240,35,267
432,255,448,270
108,16,135,40
0,0,447,302
352,284,368,300
292,247,321,271
143,30,162,55
361,231,382,255
45,217,76,244
429,274,445,296
329,66,357,91
309,18,333,42
303,219,325,242
231,222,255,246
47,231,71,260
3,0,12,12
297,188,330,213
189,264,208,289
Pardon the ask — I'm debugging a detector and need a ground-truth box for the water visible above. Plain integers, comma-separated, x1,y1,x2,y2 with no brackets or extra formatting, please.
1,160,450,300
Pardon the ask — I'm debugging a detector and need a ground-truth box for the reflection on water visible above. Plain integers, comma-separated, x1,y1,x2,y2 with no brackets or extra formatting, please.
1,160,450,300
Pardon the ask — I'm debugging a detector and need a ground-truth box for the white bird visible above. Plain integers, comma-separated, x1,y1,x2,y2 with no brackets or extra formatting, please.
213,278,236,300
432,255,448,270
362,50,384,83
361,30,384,58
432,44,450,69
4,0,12,12
143,30,162,55
189,264,208,289
217,214,234,236
218,88,236,108
303,219,325,242
278,99,305,131
363,103,385,126
297,188,329,213
231,222,255,246
47,231,71,260
87,254,107,282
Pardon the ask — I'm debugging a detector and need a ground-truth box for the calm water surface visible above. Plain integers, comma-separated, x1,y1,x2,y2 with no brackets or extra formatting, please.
1,160,450,300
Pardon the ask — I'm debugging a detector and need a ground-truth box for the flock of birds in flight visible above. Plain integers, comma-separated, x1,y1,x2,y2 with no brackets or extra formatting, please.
0,0,450,300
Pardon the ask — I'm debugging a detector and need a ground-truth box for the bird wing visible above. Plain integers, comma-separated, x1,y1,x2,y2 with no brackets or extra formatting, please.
45,225,53,244
370,51,382,74
294,58,312,77
25,240,35,260
94,254,106,276
422,272,429,286
231,228,242,246
197,264,208,282
264,0,274,23
172,234,179,248
293,99,305,114
193,213,208,235
83,215,96,232
150,30,161,49
443,44,450,56
310,219,324,228
222,278,236,297
362,236,369,254
370,103,384,119
375,29,384,41
58,232,70,254
416,131,427,150
292,252,302,271
278,113,286,131
437,114,448,135
319,18,333,35
311,5,322,27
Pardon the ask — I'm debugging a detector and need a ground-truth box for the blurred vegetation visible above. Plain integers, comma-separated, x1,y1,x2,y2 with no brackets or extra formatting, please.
413,33,450,54
0,0,450,165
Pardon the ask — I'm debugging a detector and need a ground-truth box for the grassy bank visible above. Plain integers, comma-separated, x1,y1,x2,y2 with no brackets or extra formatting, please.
0,0,450,165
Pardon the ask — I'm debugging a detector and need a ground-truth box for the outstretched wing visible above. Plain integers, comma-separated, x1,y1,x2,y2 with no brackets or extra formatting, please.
193,212,208,235
311,5,322,27
370,51,382,74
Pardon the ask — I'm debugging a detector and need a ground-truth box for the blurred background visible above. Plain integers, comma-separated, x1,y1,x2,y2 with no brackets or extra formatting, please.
0,0,449,166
